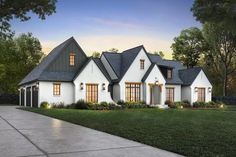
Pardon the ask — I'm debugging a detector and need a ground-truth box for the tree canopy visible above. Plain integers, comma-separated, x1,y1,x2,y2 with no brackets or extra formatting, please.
171,27,206,68
92,51,100,58
0,0,57,39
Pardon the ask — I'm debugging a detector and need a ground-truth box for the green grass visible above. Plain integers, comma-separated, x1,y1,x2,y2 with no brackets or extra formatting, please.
21,107,236,157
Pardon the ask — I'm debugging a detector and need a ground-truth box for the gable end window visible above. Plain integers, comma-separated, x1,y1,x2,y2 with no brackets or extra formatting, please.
140,59,145,69
53,83,61,96
69,53,75,66
167,69,172,79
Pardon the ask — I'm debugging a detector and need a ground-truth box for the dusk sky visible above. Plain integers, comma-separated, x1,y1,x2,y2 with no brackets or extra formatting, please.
11,0,200,59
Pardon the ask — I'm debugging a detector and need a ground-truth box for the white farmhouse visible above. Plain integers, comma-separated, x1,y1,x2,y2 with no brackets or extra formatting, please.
19,37,212,107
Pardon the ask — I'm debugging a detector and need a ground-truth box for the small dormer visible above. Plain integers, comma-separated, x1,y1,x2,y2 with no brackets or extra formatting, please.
167,68,172,79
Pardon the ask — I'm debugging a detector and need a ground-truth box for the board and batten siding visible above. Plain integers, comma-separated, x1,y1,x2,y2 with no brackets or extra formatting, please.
119,48,152,101
47,41,87,72
73,60,113,103
38,81,74,106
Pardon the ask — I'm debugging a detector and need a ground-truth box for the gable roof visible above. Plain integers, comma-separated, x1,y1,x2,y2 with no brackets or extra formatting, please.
19,37,87,86
141,63,155,82
102,45,149,82
179,67,202,86
73,57,112,83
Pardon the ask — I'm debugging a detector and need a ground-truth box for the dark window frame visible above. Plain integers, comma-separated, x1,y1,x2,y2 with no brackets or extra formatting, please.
140,59,145,69
166,87,174,102
125,83,141,102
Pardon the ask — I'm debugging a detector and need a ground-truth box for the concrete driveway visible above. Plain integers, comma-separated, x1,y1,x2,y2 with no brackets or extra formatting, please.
0,106,182,157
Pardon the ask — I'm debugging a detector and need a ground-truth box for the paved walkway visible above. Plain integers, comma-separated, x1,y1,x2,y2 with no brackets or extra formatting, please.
0,106,183,157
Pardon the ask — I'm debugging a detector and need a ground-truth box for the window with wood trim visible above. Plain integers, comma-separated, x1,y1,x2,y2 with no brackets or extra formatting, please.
167,69,172,79
166,88,174,102
53,83,61,96
197,88,205,102
86,84,98,103
140,59,145,69
125,83,141,102
69,53,75,66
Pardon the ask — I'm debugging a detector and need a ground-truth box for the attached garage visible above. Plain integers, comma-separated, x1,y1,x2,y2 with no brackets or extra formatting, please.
26,87,31,107
32,86,38,107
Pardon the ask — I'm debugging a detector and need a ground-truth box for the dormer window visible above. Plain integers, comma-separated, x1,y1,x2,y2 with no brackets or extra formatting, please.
69,53,75,66
140,59,145,69
167,69,172,79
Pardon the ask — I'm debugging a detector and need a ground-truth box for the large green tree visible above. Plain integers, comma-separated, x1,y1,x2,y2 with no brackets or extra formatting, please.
171,27,206,68
0,0,57,39
203,23,236,96
191,0,236,33
0,33,44,93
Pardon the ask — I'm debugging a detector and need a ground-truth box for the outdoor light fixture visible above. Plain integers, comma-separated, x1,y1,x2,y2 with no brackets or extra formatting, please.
36,82,39,88
102,83,106,90
155,77,159,85
80,83,83,90
194,87,198,92
208,87,212,93
18,88,20,91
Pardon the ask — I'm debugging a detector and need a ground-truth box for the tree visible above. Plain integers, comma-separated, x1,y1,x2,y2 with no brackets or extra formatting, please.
92,52,100,58
0,33,44,93
171,27,206,68
0,0,57,39
108,48,119,53
154,51,165,58
203,23,236,96
191,0,236,33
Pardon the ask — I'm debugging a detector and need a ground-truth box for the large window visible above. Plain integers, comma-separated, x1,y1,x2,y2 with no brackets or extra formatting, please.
167,69,172,79
197,88,205,102
69,53,75,66
53,83,61,96
86,84,98,103
140,59,145,69
125,83,141,102
166,88,174,102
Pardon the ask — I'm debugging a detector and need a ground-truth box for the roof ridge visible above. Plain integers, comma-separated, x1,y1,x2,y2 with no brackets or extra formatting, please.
122,45,143,53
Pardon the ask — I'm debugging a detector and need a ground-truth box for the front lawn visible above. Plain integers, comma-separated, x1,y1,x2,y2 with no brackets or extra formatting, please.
21,107,236,157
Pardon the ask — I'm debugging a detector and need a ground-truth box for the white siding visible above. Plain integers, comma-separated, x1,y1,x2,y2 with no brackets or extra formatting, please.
119,48,152,101
101,55,118,80
113,84,120,102
190,70,212,104
144,65,166,105
38,81,74,106
73,60,113,103
165,84,181,102
181,86,191,103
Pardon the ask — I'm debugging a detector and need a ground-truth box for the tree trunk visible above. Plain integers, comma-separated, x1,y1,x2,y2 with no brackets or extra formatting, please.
223,72,228,96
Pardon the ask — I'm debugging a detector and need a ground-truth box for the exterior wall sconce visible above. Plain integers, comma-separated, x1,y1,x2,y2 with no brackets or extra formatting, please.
80,83,83,90
155,77,159,85
194,87,198,92
102,83,106,90
208,87,212,93
36,82,39,88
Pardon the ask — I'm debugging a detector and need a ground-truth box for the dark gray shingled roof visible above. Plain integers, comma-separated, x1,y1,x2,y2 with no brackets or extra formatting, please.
103,45,144,81
19,37,79,85
141,63,155,82
179,67,202,86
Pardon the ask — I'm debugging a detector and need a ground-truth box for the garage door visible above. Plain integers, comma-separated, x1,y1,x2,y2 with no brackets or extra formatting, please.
32,86,38,107
21,89,25,106
26,87,31,107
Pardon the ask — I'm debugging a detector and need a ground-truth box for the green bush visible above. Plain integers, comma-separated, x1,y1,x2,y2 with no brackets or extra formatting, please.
120,101,148,109
52,102,65,109
182,100,191,108
193,101,207,108
165,100,175,108
40,101,50,109
74,99,88,109
117,100,125,106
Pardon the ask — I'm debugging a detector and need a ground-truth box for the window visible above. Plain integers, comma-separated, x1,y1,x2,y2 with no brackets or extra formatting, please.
53,83,61,96
125,83,141,102
167,69,172,79
166,88,174,102
197,88,205,102
140,59,145,69
69,53,75,66
86,84,98,103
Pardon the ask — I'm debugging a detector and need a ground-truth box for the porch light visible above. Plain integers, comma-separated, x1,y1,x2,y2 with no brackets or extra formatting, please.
155,77,159,85
36,82,39,88
102,83,106,90
220,104,224,108
208,87,212,93
80,83,84,90
18,88,20,91
194,87,198,92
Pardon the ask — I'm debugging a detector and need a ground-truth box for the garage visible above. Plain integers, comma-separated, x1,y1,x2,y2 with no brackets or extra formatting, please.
26,87,31,107
32,86,38,107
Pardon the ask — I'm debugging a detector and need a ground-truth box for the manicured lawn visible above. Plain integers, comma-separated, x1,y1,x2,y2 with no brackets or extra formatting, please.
21,107,236,157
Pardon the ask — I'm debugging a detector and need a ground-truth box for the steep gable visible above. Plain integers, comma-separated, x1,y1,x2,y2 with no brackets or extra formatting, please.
19,37,88,85
179,67,202,86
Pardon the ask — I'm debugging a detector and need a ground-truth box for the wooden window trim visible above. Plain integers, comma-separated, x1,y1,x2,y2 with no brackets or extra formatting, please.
86,84,98,103
69,53,75,66
167,69,172,79
166,87,174,102
197,88,205,102
140,59,145,69
125,83,141,102
53,83,61,96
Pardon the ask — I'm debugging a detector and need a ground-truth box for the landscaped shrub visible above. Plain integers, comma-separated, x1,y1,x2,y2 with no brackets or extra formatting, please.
117,100,125,106
165,100,175,108
40,101,50,109
108,102,121,110
182,100,191,108
120,101,148,109
74,99,88,109
51,102,65,109
193,101,207,108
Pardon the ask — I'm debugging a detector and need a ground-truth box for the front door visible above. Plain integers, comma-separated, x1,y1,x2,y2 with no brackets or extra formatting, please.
150,85,161,105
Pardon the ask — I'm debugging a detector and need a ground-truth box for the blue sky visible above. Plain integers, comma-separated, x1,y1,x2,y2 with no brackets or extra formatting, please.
11,0,200,58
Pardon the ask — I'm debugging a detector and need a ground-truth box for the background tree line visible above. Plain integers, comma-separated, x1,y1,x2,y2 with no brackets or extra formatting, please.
172,0,236,97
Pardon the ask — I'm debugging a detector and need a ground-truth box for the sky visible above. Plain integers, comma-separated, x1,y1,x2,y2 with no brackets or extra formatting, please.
11,0,201,59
